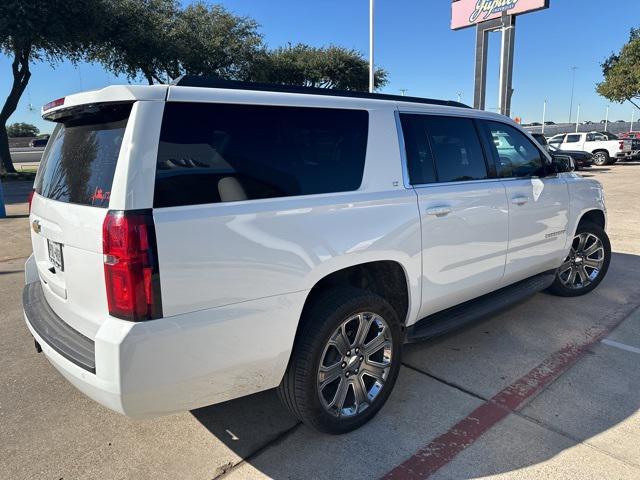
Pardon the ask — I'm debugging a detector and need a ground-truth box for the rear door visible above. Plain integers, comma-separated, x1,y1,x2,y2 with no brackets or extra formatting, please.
479,120,570,285
30,103,133,338
562,133,584,151
399,113,509,317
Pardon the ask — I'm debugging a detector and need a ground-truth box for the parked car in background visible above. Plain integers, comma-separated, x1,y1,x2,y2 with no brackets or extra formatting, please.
28,135,49,147
582,120,594,125
598,131,619,140
548,132,633,165
532,133,592,170
22,78,610,434
544,121,556,125
618,131,640,139
528,122,542,126
615,120,626,123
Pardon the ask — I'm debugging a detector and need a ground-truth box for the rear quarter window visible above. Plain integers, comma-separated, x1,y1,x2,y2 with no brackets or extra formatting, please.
153,103,369,207
35,103,132,207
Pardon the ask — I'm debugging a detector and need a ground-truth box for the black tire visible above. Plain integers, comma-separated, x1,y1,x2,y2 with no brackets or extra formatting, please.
278,287,402,434
547,222,611,297
592,151,609,166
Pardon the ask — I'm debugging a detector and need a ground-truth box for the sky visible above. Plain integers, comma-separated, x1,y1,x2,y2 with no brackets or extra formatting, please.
2,0,639,134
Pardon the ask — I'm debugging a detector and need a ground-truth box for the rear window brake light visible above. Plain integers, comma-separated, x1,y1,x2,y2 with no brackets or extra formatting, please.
43,97,65,112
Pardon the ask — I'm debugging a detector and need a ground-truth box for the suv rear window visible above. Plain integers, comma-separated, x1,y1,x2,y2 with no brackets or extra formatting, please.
154,103,369,207
35,103,132,207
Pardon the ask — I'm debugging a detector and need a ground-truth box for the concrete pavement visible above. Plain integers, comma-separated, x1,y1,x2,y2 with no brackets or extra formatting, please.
1,163,640,479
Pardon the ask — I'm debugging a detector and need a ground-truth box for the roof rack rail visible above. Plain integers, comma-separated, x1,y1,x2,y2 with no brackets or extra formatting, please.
171,75,471,109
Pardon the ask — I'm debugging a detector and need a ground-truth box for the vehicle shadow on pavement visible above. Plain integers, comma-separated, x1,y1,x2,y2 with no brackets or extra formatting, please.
192,252,640,479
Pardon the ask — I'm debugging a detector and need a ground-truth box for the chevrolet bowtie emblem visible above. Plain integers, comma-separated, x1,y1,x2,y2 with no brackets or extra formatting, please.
32,219,41,234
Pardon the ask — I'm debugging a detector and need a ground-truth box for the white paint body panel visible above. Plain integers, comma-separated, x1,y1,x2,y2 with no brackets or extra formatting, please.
24,84,607,418
415,180,509,318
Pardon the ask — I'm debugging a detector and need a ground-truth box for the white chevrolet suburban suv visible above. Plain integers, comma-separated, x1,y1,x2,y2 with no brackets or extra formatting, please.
23,77,610,434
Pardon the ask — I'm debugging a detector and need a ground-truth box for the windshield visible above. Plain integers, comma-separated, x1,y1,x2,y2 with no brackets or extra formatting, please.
35,103,132,207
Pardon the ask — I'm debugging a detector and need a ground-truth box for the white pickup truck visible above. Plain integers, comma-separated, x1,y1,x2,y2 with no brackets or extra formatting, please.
548,131,633,166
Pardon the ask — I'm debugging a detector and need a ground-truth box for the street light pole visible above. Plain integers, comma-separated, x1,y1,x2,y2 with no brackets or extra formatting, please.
399,89,408,96
605,105,609,132
542,99,547,134
631,109,635,132
369,0,374,93
575,104,580,133
568,66,577,123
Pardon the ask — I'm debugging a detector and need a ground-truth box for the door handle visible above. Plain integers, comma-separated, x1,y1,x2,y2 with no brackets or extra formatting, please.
426,206,452,217
511,196,528,206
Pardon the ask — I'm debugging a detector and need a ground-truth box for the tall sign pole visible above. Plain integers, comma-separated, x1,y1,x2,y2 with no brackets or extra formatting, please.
452,0,550,114
369,0,374,93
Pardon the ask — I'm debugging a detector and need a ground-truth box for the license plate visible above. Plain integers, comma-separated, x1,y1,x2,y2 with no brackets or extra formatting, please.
47,239,64,272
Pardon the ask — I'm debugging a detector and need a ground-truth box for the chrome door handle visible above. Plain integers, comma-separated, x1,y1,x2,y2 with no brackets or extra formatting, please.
426,206,452,217
511,196,528,206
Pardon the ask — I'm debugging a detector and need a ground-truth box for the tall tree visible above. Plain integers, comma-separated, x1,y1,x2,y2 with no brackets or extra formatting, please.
88,0,180,85
90,1,264,84
167,2,264,81
254,44,389,91
597,28,640,109
7,122,39,137
0,0,107,173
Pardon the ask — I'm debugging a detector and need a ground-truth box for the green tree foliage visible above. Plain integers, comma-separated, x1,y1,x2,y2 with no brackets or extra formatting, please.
88,0,180,85
597,28,640,109
254,43,388,91
7,122,39,137
0,0,108,173
90,1,264,84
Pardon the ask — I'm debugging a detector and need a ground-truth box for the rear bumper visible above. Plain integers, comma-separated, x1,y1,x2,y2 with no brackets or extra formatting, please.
23,276,305,418
615,151,636,159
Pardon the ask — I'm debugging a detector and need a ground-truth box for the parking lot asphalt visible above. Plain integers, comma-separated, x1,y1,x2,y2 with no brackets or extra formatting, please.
1,163,640,480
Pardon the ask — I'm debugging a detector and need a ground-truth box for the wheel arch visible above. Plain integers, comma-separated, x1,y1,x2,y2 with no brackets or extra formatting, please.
301,260,411,326
578,209,606,230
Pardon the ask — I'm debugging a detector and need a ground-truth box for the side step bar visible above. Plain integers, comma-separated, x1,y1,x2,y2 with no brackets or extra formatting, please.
405,271,556,343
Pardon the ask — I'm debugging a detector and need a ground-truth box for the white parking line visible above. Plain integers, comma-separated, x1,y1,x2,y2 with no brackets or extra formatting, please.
601,338,640,355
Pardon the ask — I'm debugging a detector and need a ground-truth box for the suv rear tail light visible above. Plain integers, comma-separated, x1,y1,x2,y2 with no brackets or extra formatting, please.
102,210,162,321
27,189,35,213
619,141,624,150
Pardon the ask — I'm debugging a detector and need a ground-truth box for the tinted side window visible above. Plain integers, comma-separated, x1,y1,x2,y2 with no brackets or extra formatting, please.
549,135,564,144
399,114,436,185
483,121,545,178
154,103,368,207
565,134,581,143
400,114,487,184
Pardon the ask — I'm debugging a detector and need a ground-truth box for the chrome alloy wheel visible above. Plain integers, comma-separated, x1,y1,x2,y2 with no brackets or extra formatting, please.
558,232,605,289
317,312,393,418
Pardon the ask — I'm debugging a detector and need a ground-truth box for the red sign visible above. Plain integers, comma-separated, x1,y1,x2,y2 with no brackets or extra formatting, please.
451,0,549,30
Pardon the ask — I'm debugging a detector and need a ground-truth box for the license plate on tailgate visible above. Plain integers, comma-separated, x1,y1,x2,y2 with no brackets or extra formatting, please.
47,239,64,271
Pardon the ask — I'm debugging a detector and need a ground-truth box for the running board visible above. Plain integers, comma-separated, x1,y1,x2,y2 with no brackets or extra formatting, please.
405,271,556,343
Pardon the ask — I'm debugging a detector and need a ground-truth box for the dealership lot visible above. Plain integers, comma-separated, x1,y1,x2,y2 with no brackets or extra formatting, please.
1,163,640,479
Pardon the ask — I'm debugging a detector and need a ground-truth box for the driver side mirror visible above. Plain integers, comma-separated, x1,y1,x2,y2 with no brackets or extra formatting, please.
550,154,575,173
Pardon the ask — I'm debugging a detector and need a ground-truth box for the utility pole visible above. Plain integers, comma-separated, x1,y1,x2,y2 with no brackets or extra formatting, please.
399,89,408,96
369,0,374,93
542,99,547,134
457,92,463,103
568,66,577,123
